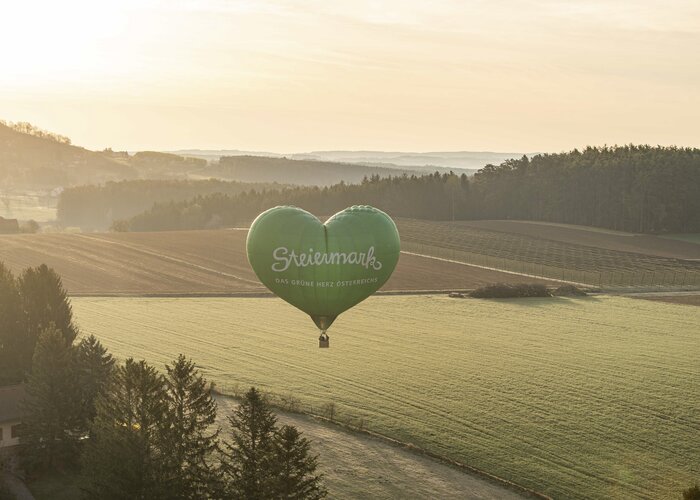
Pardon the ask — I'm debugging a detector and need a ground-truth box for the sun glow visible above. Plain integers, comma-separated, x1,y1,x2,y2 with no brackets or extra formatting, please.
0,2,139,89
1,0,699,152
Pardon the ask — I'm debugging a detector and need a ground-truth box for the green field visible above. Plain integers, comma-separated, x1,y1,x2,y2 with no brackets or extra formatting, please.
661,234,700,245
72,295,700,499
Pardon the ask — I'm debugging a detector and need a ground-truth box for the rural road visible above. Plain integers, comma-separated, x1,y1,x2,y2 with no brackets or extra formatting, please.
216,396,526,500
1,472,35,500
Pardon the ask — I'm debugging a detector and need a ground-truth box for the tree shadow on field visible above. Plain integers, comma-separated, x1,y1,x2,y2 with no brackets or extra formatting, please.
469,296,603,308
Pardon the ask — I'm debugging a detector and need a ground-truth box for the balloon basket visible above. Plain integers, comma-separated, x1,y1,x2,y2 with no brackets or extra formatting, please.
318,330,330,348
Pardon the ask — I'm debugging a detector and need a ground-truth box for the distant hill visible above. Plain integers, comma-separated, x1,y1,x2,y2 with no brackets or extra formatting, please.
123,145,700,234
202,155,453,186
0,121,136,189
291,150,525,171
171,149,523,172
1,121,468,195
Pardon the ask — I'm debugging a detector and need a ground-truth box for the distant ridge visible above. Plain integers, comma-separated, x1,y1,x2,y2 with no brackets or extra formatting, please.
0,121,135,189
170,149,526,171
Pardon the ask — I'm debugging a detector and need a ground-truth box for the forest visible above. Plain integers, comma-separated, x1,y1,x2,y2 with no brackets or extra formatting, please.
119,146,700,234
208,155,440,185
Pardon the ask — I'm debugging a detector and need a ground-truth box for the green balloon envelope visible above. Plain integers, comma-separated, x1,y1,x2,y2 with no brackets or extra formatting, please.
247,205,400,331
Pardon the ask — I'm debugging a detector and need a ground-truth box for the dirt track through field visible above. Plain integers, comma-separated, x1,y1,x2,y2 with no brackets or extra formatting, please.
215,395,526,500
401,250,591,286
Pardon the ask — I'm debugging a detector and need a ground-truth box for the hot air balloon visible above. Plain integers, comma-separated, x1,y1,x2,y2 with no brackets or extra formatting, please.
246,205,400,347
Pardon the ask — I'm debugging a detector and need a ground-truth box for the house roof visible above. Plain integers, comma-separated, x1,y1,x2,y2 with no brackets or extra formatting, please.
0,384,26,423
0,217,19,233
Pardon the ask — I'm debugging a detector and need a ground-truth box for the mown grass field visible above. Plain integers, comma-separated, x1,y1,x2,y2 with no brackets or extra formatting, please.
397,219,700,288
72,295,700,500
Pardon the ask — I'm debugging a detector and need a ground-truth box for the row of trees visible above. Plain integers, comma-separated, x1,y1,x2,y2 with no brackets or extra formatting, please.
0,120,71,144
119,172,469,231
117,145,700,234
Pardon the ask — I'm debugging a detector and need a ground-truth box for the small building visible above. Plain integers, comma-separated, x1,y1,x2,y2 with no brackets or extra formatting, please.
0,217,19,234
0,384,25,451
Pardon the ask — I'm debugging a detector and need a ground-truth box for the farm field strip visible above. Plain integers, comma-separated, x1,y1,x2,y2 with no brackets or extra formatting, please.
458,220,700,259
0,230,555,294
76,234,261,286
397,219,700,288
72,295,700,500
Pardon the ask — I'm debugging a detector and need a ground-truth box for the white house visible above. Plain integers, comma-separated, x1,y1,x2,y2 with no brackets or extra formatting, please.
0,384,25,451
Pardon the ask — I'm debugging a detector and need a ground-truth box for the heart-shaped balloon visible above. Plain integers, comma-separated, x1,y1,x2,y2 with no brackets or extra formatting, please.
247,205,400,331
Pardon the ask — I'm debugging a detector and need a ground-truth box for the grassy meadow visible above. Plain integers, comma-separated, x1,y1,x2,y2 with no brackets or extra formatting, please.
72,295,700,500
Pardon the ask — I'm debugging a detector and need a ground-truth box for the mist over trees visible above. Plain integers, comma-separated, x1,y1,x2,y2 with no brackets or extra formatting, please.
118,145,700,234
57,179,286,230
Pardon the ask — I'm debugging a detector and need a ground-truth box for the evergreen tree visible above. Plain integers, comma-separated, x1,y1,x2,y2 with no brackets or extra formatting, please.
18,264,78,372
81,358,171,500
20,326,81,472
684,484,700,500
73,334,115,432
271,425,327,499
221,387,278,499
163,355,221,498
0,262,23,384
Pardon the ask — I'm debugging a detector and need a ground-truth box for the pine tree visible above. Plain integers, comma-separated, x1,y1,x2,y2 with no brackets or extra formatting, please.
20,326,81,471
684,484,700,500
18,264,78,372
0,262,23,384
163,355,221,498
73,334,115,432
81,358,171,499
271,425,327,499
221,387,278,499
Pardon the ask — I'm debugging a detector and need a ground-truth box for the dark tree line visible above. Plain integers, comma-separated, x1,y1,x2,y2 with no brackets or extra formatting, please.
119,145,700,234
120,172,469,232
24,340,327,499
9,263,326,499
469,145,700,233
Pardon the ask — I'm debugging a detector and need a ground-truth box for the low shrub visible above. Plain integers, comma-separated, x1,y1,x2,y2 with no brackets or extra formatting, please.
469,283,551,299
552,284,587,297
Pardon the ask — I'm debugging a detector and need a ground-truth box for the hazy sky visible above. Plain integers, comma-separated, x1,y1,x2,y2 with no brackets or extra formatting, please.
1,0,699,152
